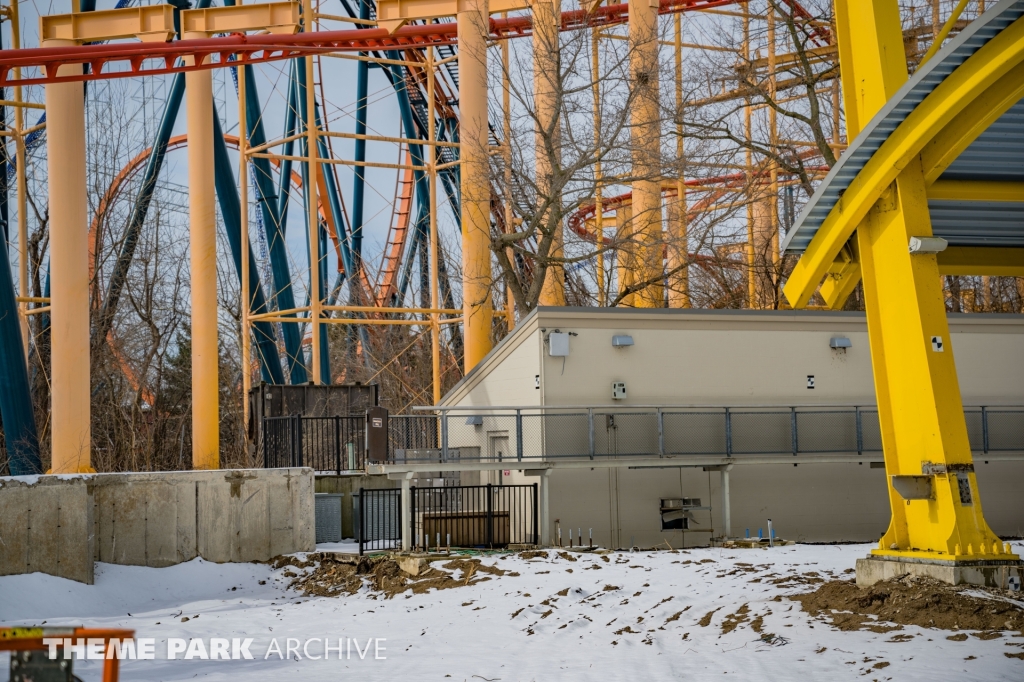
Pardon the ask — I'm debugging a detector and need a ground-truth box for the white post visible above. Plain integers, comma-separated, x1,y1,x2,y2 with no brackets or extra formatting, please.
541,470,551,546
401,476,412,551
389,472,415,551
721,464,733,539
527,468,553,546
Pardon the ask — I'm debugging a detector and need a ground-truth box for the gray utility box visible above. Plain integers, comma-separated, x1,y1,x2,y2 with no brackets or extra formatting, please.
315,493,344,543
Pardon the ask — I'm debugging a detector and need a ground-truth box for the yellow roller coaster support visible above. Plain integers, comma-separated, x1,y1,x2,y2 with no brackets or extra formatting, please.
458,0,495,371
41,5,176,43
805,0,1017,562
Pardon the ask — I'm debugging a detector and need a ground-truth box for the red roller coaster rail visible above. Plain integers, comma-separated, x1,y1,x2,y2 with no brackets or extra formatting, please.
0,0,829,87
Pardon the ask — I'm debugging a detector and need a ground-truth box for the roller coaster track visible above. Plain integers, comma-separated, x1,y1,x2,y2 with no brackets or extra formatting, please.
377,146,416,307
0,0,833,87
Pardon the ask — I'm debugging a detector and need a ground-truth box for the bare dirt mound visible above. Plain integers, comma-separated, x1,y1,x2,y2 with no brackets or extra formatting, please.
280,554,505,599
792,575,1024,633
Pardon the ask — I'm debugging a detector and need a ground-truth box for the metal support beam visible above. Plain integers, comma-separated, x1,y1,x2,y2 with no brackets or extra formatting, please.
185,51,219,469
0,14,39,475
211,111,286,386
41,5,176,43
458,0,494,371
534,0,565,306
181,1,299,35
834,0,1013,562
627,0,664,307
45,40,91,473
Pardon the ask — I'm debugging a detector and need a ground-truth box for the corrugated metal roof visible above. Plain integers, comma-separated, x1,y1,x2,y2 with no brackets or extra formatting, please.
781,0,1024,253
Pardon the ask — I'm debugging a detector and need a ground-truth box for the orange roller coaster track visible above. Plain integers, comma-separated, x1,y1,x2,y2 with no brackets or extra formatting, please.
0,0,828,87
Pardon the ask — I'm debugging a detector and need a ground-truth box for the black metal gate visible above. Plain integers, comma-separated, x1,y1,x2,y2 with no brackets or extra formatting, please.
357,488,402,555
410,484,538,550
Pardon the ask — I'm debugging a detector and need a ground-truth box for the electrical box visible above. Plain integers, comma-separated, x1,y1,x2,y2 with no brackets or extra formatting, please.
549,332,570,357
365,406,388,462
612,382,626,400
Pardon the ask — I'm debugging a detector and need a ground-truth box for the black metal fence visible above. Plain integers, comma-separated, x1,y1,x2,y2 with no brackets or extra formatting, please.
262,415,364,470
355,484,539,554
261,414,439,473
357,488,402,555
410,484,538,550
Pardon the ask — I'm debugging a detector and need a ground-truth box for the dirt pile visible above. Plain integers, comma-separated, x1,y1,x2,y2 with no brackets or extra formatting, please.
793,575,1024,633
280,554,507,599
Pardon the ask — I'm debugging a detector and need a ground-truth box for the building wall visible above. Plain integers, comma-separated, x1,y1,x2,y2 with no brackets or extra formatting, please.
547,459,1024,549
443,308,1024,545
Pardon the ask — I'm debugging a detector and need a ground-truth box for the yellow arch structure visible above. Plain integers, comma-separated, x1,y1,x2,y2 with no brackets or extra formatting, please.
786,3,1024,307
783,0,1024,569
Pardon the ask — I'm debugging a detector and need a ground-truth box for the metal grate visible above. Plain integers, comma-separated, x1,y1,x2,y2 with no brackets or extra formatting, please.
314,494,343,543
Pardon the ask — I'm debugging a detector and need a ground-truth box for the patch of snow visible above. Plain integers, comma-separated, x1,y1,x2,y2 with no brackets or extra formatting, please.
1,541,1021,681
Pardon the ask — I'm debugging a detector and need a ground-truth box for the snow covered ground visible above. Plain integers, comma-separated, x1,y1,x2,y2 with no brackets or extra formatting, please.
3,541,1023,681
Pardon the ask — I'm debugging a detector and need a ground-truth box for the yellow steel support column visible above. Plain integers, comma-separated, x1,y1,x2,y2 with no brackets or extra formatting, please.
835,0,1014,562
767,4,780,276
742,8,755,308
751,193,773,307
534,0,565,306
592,25,605,307
302,0,322,384
427,49,442,404
615,206,634,305
44,40,91,473
501,20,517,329
627,0,664,307
667,12,689,308
185,50,220,469
458,0,494,371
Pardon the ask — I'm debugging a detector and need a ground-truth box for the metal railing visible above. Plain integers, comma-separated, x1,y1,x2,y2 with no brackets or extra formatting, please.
261,414,439,473
410,484,538,550
357,488,402,555
399,404,1024,463
263,406,1024,469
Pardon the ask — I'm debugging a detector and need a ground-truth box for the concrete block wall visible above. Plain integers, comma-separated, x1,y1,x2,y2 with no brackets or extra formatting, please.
0,476,94,584
0,468,315,584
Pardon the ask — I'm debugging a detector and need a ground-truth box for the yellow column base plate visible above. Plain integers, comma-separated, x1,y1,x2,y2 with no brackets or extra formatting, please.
871,548,1020,563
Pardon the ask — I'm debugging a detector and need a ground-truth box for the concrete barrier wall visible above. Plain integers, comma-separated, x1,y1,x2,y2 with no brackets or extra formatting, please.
0,475,93,584
0,468,314,584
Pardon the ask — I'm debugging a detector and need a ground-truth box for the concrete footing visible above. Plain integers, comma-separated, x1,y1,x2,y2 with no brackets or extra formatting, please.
0,468,315,584
856,555,1024,590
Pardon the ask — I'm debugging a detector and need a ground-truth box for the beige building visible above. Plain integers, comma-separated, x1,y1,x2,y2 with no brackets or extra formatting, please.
439,307,1024,548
